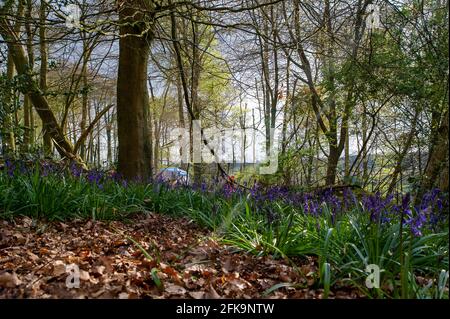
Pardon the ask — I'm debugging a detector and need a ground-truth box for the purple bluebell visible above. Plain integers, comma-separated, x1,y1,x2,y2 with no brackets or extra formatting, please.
5,159,15,177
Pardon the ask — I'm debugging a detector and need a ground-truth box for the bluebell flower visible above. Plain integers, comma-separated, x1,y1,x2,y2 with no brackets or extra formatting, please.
402,193,411,211
5,159,15,177
70,163,83,178
405,207,428,237
87,169,103,186
41,162,51,177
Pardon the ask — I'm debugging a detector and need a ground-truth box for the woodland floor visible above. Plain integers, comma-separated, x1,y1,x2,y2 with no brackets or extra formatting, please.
0,213,364,299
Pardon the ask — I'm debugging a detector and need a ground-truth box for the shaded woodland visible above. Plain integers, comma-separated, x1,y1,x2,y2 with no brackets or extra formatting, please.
0,0,448,299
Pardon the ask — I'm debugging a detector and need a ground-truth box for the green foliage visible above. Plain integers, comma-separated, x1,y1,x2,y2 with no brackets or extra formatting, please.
0,72,21,123
145,186,448,299
0,166,447,299
0,168,150,220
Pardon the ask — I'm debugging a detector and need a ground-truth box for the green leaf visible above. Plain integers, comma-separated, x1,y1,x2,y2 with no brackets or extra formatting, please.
151,268,164,291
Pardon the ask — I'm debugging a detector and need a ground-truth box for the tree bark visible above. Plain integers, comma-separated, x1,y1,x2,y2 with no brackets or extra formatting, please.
38,0,53,157
116,0,154,180
23,0,34,152
80,34,89,160
176,73,186,170
2,1,24,154
105,111,113,165
419,110,449,194
3,52,16,153
190,20,202,185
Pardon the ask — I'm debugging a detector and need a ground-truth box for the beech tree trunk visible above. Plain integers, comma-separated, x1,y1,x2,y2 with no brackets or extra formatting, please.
116,1,154,180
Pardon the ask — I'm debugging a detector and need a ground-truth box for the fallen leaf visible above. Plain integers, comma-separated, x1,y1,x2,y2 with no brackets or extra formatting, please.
27,251,39,261
52,260,66,276
118,292,129,299
189,291,206,299
79,270,90,281
22,217,33,228
279,272,292,282
161,265,182,284
222,257,233,273
164,283,186,295
14,232,26,244
205,284,221,299
93,265,105,276
0,272,22,287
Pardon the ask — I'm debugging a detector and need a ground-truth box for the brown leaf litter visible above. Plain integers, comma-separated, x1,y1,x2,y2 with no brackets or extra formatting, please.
0,214,363,299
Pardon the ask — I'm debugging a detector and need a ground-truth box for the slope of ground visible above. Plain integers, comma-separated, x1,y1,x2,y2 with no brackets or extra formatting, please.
0,214,362,299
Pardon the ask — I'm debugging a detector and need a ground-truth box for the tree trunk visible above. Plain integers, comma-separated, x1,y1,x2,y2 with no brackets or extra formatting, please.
23,95,31,150
325,144,340,185
96,104,101,167
22,0,34,152
361,103,368,182
3,52,16,153
190,20,202,185
345,126,350,179
153,116,159,173
116,1,154,180
176,74,186,170
80,35,89,160
38,1,53,157
419,110,449,194
106,111,112,165
87,107,93,164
